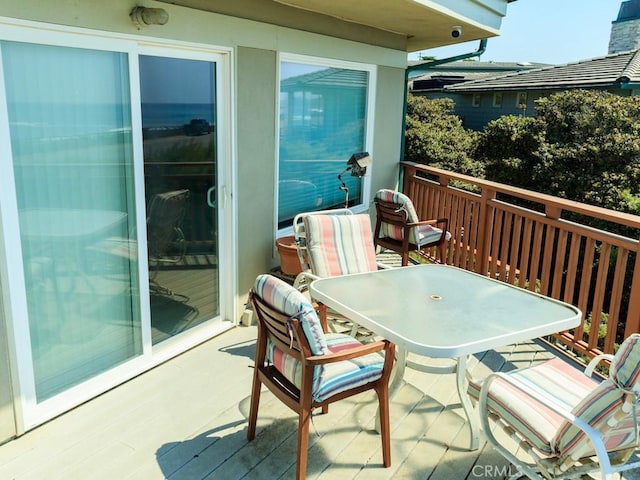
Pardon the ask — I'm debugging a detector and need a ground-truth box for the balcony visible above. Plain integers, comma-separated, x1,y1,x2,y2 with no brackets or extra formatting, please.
0,323,574,479
400,161,640,360
2,163,640,478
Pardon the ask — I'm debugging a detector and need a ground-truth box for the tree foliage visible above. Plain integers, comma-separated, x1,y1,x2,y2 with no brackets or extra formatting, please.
474,114,545,188
476,90,640,216
404,94,483,177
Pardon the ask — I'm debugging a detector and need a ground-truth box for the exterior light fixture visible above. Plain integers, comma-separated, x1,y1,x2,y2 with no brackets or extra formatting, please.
338,152,371,208
130,6,169,28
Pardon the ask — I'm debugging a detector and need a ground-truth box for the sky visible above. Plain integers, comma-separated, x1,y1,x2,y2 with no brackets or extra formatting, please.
410,0,624,65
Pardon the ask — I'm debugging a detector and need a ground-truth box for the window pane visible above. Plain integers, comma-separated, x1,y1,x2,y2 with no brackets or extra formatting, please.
3,41,142,401
139,55,219,344
278,62,368,227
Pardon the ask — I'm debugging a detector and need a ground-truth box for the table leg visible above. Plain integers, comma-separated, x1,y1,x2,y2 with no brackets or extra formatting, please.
456,355,479,450
376,346,407,432
389,346,407,399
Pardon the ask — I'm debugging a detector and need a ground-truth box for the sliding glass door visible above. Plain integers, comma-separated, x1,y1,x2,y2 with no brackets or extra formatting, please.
139,55,219,345
0,29,228,430
3,41,141,401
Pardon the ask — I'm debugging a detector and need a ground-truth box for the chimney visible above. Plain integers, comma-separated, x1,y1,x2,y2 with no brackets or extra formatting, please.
610,0,640,53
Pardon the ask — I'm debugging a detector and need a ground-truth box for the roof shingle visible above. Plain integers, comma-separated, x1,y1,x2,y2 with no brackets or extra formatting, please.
444,50,640,92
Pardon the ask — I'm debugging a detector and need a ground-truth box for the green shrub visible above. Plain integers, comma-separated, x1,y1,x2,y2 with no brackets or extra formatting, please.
475,115,545,187
474,90,640,219
404,94,483,177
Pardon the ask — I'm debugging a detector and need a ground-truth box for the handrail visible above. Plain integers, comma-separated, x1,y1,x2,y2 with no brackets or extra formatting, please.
400,161,640,358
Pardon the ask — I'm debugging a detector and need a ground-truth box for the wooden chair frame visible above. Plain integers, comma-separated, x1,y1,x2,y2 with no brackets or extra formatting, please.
373,197,448,266
247,289,395,480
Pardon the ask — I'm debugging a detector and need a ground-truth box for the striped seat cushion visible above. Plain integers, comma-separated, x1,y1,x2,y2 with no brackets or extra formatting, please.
267,333,385,402
254,274,328,355
375,189,450,247
375,189,420,224
303,214,378,278
552,333,640,462
612,333,640,389
468,357,599,455
552,381,632,464
415,223,450,246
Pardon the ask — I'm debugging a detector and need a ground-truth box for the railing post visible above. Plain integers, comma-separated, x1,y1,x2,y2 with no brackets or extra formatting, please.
475,188,496,276
624,242,640,337
396,162,640,357
402,163,417,194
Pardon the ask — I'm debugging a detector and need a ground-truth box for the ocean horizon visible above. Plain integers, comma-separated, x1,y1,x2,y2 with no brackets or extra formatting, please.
142,102,216,128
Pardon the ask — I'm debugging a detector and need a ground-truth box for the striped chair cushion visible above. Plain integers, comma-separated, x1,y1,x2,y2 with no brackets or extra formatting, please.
552,333,640,462
374,189,450,247
468,357,599,455
552,380,633,463
612,333,640,389
375,189,420,223
415,223,451,246
254,274,328,356
303,214,378,278
267,332,384,402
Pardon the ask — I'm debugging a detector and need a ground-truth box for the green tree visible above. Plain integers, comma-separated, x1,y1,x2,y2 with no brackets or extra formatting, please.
535,90,640,214
404,94,483,177
475,114,545,188
476,90,640,217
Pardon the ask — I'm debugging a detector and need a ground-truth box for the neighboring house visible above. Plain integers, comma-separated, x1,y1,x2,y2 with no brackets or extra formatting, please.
408,59,548,91
0,0,513,443
411,0,640,131
440,49,640,130
408,59,548,129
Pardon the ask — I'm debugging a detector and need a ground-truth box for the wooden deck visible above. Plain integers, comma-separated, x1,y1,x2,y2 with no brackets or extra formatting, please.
2,322,619,480
3,245,640,479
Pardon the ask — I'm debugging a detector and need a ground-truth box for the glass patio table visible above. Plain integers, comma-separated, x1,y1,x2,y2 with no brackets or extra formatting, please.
20,207,129,297
309,263,582,450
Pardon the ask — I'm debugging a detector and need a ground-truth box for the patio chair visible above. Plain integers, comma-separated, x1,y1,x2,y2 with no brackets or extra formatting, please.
147,189,190,274
145,189,190,298
91,189,191,299
470,333,640,480
373,189,450,266
247,274,395,480
292,209,390,339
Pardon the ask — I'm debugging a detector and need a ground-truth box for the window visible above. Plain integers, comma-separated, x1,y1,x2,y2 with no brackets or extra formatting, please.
2,41,141,401
277,56,373,229
492,92,503,108
472,94,482,107
516,92,528,109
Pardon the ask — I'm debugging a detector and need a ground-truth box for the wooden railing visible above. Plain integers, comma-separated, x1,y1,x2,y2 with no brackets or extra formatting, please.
401,162,640,359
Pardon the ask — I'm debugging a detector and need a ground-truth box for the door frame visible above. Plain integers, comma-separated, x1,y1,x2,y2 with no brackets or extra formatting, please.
136,43,237,360
0,19,237,433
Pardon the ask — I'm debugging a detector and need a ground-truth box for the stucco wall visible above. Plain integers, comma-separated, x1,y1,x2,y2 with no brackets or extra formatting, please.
370,66,407,194
0,0,407,315
236,47,278,305
0,0,406,70
0,0,409,437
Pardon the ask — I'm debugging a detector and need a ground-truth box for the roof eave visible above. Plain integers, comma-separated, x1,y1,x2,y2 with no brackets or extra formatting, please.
445,82,627,92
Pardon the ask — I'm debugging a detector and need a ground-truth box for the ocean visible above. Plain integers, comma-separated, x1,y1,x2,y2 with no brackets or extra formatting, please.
142,103,216,128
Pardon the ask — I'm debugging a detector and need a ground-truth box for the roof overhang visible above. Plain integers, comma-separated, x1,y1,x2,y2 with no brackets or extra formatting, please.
158,0,511,52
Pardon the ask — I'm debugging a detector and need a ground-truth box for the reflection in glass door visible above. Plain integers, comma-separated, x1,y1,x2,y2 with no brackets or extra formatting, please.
139,55,219,345
3,41,142,401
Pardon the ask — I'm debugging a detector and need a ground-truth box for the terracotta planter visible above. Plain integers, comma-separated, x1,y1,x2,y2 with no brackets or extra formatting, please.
276,235,302,275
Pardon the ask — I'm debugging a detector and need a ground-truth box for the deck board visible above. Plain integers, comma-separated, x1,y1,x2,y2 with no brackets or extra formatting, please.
2,322,639,479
